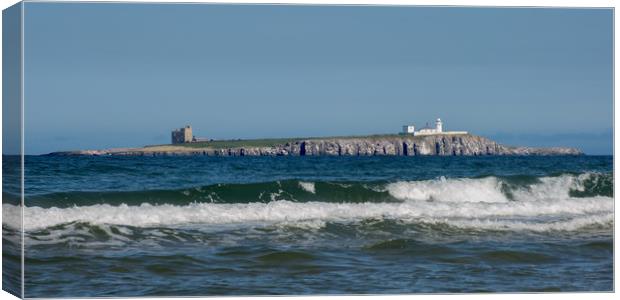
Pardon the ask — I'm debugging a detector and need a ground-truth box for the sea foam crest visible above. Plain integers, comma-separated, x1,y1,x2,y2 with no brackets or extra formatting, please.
4,194,612,232
298,181,316,194
386,173,599,203
386,176,508,203
4,173,611,232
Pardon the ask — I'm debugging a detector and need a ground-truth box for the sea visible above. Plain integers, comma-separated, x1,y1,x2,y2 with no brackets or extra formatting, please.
2,155,614,297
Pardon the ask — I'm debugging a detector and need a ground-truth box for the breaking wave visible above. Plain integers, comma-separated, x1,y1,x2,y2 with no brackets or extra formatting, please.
386,172,612,203
3,172,612,232
4,196,612,232
19,172,612,207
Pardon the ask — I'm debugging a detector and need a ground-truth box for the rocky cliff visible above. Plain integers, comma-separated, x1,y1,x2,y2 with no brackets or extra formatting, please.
48,134,583,156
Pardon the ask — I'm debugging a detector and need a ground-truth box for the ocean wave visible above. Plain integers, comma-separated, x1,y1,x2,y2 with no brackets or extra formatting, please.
22,172,613,208
386,172,611,203
6,172,612,233
386,176,508,203
5,194,612,232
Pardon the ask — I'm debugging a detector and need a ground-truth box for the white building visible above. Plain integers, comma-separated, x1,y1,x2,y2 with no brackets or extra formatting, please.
401,118,467,136
402,125,415,134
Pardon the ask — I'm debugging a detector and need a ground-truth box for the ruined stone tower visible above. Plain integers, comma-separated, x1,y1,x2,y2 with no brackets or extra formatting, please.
171,125,193,144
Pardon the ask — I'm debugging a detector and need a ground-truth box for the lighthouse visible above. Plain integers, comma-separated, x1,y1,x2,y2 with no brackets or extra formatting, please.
401,117,467,136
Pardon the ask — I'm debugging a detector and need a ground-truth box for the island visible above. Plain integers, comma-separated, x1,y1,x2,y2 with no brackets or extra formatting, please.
47,133,582,157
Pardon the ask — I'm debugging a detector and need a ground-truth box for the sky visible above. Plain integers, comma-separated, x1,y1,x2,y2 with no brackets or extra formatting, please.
14,3,613,154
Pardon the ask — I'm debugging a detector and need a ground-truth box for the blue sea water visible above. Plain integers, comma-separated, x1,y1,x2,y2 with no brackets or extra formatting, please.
2,155,614,297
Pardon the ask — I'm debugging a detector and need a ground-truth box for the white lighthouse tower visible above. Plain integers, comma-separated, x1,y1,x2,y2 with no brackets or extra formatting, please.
435,118,443,133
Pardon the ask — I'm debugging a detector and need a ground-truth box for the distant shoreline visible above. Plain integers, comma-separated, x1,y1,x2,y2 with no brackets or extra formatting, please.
47,133,583,157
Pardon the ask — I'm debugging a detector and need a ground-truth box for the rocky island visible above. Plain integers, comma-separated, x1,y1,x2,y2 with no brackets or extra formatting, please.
48,133,583,157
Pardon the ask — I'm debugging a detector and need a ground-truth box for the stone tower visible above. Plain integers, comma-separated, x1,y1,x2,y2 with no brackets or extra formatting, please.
171,125,193,144
436,118,442,133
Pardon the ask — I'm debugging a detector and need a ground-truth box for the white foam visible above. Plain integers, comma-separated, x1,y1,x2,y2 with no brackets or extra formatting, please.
418,212,614,232
4,194,612,232
5,174,611,233
299,181,316,194
386,173,601,203
510,173,592,201
386,176,509,203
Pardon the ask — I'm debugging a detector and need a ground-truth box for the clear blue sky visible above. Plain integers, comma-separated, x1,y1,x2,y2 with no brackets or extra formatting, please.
20,3,612,154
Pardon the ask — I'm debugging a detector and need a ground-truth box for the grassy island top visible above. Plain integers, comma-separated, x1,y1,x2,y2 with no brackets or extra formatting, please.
144,133,470,150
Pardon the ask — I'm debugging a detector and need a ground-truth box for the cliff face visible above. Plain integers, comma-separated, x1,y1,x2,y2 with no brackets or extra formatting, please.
49,134,583,156
231,135,581,156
